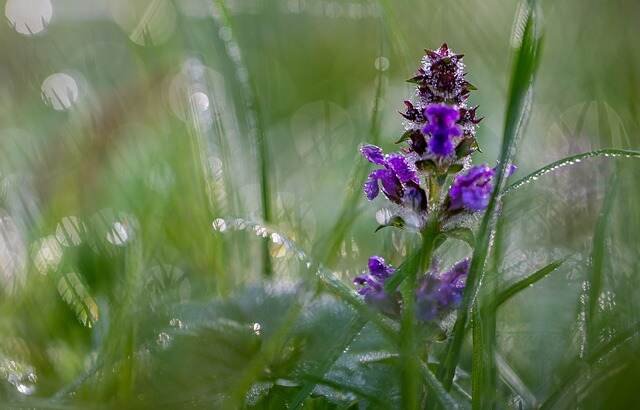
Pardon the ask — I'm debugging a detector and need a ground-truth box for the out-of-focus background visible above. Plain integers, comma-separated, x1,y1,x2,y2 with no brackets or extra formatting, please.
0,0,639,407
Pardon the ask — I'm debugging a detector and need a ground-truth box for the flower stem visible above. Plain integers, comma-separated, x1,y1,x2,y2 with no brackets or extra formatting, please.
400,217,440,409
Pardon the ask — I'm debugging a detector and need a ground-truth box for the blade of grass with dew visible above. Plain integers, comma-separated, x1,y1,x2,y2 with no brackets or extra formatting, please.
211,217,399,341
540,322,640,409
317,46,386,267
495,352,538,408
212,0,273,276
466,259,564,407
437,0,544,392
502,149,640,196
472,211,505,410
493,259,566,308
419,361,460,410
586,173,618,356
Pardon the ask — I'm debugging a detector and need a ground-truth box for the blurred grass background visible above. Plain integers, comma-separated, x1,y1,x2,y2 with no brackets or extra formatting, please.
0,0,639,408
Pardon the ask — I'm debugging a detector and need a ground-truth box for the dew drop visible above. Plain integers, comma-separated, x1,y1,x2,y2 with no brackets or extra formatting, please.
169,318,183,329
156,332,172,349
212,218,227,232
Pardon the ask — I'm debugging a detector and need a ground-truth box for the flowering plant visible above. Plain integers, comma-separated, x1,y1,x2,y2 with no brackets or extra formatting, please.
355,43,512,324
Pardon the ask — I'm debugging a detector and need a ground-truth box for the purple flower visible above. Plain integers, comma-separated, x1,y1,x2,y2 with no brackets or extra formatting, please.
416,258,469,321
448,165,495,212
354,256,399,316
361,145,421,205
421,104,462,158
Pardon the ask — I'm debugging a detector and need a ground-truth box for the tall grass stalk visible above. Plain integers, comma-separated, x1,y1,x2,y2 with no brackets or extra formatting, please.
437,0,543,394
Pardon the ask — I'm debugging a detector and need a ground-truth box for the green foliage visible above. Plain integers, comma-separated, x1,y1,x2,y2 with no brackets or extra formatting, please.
0,0,639,408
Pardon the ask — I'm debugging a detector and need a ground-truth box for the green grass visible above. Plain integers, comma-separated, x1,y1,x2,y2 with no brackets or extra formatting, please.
0,0,640,408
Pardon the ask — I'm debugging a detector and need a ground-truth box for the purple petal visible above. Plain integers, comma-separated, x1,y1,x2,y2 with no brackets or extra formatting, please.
360,144,385,165
422,104,462,158
427,133,455,157
368,256,395,279
424,104,460,128
386,154,419,184
363,170,383,200
378,169,403,203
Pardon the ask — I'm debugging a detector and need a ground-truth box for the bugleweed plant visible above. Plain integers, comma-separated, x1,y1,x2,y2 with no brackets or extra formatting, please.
4,0,640,409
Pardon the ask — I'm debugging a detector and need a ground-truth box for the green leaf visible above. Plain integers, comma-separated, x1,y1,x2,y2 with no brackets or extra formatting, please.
289,318,367,409
447,163,464,174
455,138,476,158
437,227,475,248
396,129,418,144
437,0,544,392
416,159,438,173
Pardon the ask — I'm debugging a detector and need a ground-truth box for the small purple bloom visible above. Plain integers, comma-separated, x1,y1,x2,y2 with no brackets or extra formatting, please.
422,104,462,158
361,146,419,205
354,256,399,316
448,165,495,212
416,258,469,321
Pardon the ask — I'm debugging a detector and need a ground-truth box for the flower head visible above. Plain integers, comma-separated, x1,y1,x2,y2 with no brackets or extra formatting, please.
361,145,425,209
417,43,470,103
354,256,399,316
416,258,469,321
448,165,495,212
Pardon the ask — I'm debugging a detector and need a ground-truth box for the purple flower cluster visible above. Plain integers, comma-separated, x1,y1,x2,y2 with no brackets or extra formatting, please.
400,43,482,163
417,259,469,321
354,44,516,322
353,256,400,316
360,44,503,226
353,257,470,322
362,145,427,212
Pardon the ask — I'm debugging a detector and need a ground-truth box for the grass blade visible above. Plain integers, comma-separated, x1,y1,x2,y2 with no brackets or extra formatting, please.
503,149,640,196
212,217,399,342
540,323,640,409
493,259,566,308
495,352,538,408
420,361,460,410
586,173,618,355
316,47,386,266
212,0,273,276
437,0,544,391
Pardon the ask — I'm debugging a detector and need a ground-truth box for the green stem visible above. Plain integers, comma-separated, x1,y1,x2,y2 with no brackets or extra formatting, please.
400,217,439,409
